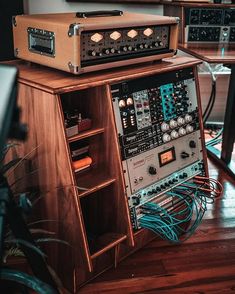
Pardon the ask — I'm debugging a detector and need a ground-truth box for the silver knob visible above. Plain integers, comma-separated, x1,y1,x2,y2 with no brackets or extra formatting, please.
185,114,193,123
186,124,194,133
177,117,185,126
161,122,170,132
178,127,186,136
169,119,177,129
163,133,171,142
171,130,179,139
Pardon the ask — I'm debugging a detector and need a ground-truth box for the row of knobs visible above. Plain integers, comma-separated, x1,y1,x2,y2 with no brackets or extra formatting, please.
161,114,193,132
88,41,164,57
162,125,194,142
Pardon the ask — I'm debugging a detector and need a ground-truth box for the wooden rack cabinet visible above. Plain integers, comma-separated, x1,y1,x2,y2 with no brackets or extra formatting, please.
9,56,201,292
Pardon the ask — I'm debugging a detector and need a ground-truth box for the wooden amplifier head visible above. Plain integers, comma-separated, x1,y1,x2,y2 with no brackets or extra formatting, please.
13,11,179,74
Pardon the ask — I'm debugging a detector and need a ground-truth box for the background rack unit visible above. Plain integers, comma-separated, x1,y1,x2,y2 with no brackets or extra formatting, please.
163,2,235,43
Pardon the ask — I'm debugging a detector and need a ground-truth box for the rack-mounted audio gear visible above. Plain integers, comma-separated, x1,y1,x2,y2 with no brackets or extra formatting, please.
111,65,206,229
12,10,179,74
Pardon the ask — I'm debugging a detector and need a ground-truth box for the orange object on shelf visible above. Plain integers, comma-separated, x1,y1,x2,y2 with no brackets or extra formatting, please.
72,156,92,172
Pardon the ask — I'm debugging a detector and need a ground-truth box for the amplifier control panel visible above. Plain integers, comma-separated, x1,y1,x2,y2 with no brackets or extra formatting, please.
81,25,171,66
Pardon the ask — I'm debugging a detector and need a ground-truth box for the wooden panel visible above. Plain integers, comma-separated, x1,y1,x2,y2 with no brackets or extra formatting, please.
8,84,92,293
179,43,235,64
164,5,184,43
13,15,80,74
5,57,201,93
68,128,105,143
59,83,134,287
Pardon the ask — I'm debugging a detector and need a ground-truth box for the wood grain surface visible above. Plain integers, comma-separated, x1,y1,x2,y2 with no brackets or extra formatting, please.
179,44,235,64
5,57,201,94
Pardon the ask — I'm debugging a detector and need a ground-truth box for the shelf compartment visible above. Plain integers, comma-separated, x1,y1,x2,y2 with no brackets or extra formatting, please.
76,169,116,198
80,184,127,257
90,233,127,259
68,127,105,143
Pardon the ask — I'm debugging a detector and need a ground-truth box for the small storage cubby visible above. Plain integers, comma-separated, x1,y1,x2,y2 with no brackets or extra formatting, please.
60,86,107,141
80,184,127,258
72,134,117,198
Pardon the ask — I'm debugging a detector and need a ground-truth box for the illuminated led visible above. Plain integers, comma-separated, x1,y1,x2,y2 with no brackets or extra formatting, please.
119,100,126,108
90,33,103,43
110,31,121,40
127,30,138,39
143,28,153,37
127,97,133,105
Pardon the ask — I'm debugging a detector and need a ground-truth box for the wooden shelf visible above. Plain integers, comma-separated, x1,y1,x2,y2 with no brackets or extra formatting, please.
90,233,127,259
76,169,116,198
68,127,105,143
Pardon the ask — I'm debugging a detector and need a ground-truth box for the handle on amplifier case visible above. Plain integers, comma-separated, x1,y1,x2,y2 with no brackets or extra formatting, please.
76,10,123,18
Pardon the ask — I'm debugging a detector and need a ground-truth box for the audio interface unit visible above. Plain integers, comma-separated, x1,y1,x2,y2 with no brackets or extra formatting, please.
185,7,235,42
12,10,179,74
111,66,206,230
164,5,235,43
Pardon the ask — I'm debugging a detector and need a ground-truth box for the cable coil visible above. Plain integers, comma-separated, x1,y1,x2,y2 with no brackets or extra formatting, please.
139,176,223,243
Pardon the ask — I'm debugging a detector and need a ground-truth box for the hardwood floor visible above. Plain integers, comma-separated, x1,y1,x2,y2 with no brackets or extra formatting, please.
80,157,235,294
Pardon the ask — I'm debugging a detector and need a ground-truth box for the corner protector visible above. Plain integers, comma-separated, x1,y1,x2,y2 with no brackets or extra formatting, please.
68,62,80,74
68,23,81,37
175,17,180,24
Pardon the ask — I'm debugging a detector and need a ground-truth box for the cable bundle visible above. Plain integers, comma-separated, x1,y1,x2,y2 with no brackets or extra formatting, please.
203,80,216,124
139,176,223,244
205,127,223,147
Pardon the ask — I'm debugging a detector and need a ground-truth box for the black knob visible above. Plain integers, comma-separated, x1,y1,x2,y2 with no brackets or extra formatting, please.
189,140,196,148
132,196,140,206
181,151,190,159
89,50,97,57
103,48,110,55
148,166,157,175
183,172,188,178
